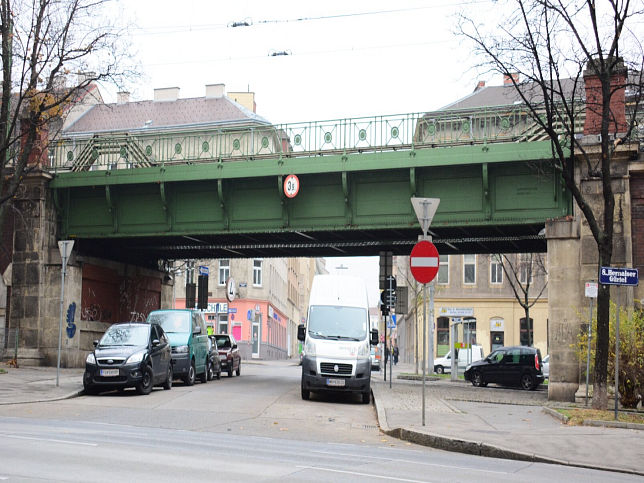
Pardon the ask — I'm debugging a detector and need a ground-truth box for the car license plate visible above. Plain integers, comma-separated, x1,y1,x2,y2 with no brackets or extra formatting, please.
326,378,345,387
100,369,119,377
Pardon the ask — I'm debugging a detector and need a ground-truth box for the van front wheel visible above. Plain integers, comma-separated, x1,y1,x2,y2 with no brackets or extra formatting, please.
301,383,310,400
184,362,196,386
361,389,370,404
435,365,444,374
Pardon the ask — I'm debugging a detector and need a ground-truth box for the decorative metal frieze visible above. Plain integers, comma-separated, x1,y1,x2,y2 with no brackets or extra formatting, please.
51,104,600,172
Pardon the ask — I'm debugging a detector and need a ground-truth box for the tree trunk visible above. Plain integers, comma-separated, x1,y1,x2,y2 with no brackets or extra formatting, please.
592,282,610,409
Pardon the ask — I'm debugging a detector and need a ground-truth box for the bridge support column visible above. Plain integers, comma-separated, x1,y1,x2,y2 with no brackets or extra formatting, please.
546,217,583,401
7,171,82,366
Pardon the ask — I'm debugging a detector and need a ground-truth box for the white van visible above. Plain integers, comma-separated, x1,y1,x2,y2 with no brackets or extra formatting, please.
297,274,378,404
433,345,484,374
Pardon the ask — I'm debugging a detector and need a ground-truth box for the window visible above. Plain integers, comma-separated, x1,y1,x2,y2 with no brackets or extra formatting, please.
218,314,228,334
520,317,534,346
436,317,450,355
463,254,476,284
438,255,449,284
519,254,533,284
218,259,230,285
253,259,263,286
490,255,503,284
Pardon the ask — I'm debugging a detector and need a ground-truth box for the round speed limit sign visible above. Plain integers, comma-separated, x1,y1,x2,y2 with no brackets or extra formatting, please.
283,174,300,198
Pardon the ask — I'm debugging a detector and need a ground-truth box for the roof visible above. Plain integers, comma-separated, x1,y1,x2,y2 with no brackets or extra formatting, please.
441,77,582,111
63,95,271,135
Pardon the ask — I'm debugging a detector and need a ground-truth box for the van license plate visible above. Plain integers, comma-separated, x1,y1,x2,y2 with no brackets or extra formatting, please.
100,369,119,377
326,378,345,387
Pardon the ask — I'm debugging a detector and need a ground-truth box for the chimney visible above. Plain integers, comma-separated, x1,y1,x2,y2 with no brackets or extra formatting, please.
583,57,628,136
117,91,130,104
154,87,180,101
53,75,67,90
474,80,486,92
503,73,519,85
205,84,225,98
228,91,256,113
77,71,96,86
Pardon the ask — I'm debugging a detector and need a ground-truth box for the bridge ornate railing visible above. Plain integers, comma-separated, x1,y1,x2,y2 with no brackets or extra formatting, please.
51,104,591,172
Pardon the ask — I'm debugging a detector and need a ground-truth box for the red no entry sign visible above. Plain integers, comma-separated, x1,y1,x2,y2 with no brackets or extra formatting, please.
409,240,439,284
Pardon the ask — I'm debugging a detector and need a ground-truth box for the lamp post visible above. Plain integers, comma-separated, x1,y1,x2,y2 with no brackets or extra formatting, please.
56,240,74,387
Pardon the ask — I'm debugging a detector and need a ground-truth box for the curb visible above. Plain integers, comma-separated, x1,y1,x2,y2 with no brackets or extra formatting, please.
372,391,644,477
0,389,84,406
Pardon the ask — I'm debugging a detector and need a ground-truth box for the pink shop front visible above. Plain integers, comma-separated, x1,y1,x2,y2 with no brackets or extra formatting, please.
185,299,288,360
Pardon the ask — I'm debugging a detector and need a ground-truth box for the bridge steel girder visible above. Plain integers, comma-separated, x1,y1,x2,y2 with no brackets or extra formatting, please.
50,141,571,263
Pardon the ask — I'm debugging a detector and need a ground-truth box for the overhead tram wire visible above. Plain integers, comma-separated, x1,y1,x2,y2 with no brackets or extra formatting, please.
129,0,492,36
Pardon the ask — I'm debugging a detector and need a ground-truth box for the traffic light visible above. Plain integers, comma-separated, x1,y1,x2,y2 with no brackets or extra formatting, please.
185,283,196,308
197,274,208,310
380,289,396,308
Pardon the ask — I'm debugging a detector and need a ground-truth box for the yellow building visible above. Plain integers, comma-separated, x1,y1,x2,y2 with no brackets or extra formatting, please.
394,253,549,366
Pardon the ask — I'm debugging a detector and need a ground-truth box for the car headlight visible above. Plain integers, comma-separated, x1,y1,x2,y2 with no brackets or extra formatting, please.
126,351,145,364
175,345,189,353
304,339,316,357
86,353,96,364
358,343,369,357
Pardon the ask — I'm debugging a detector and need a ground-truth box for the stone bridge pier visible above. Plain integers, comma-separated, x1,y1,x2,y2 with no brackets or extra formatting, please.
3,170,172,367
546,141,641,401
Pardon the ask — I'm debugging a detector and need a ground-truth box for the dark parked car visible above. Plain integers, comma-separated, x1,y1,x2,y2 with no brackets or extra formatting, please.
214,334,241,377
207,336,222,380
83,322,172,395
464,346,544,390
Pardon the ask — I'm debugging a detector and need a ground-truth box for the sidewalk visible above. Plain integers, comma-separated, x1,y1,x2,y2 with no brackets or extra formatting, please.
1,362,642,476
373,362,644,476
0,366,84,405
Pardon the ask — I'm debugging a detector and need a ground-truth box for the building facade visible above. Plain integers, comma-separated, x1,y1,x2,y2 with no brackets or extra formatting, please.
393,252,548,368
173,257,317,361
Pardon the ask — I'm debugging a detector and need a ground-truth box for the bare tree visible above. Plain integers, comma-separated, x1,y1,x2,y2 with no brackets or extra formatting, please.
494,253,548,347
0,0,136,240
460,0,643,409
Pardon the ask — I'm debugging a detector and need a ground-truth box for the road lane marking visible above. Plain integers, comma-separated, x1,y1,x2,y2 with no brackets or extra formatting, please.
297,466,433,482
310,450,509,475
0,433,98,447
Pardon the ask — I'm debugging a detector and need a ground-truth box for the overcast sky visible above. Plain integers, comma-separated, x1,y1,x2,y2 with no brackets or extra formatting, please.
111,0,493,122
108,0,495,305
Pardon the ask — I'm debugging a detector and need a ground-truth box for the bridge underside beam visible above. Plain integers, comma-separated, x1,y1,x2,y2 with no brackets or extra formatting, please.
52,142,570,266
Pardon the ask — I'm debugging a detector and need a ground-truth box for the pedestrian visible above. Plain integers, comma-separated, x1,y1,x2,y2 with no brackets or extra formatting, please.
393,345,399,365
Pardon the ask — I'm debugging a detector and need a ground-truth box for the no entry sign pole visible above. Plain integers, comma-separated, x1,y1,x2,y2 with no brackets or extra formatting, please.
410,238,440,426
410,197,440,427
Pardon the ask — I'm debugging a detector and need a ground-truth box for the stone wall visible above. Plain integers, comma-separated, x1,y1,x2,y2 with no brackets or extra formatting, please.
546,140,640,401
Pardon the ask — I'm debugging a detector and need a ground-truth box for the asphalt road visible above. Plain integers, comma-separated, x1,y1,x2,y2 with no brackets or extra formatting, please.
0,361,639,482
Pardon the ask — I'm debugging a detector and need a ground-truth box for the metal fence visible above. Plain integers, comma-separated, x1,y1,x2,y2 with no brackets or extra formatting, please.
50,105,564,172
47,102,643,172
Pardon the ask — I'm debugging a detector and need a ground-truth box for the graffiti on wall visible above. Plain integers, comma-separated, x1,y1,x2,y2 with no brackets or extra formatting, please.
80,264,161,323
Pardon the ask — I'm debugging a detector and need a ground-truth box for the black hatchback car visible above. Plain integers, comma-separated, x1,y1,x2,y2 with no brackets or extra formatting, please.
83,322,173,395
464,346,544,390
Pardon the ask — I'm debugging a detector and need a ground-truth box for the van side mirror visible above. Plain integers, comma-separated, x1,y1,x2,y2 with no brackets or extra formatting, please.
152,339,160,347
297,324,306,341
370,329,378,346
193,325,202,335
232,343,238,349
93,340,99,347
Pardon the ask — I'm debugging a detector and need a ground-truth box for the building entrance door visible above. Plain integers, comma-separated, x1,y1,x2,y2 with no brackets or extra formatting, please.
491,331,504,352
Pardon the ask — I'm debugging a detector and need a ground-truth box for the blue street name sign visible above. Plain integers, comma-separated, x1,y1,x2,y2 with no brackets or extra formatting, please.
599,266,639,286
198,265,209,276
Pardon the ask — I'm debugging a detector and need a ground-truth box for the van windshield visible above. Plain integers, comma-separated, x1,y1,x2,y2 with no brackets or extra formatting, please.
307,306,367,340
147,311,190,333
